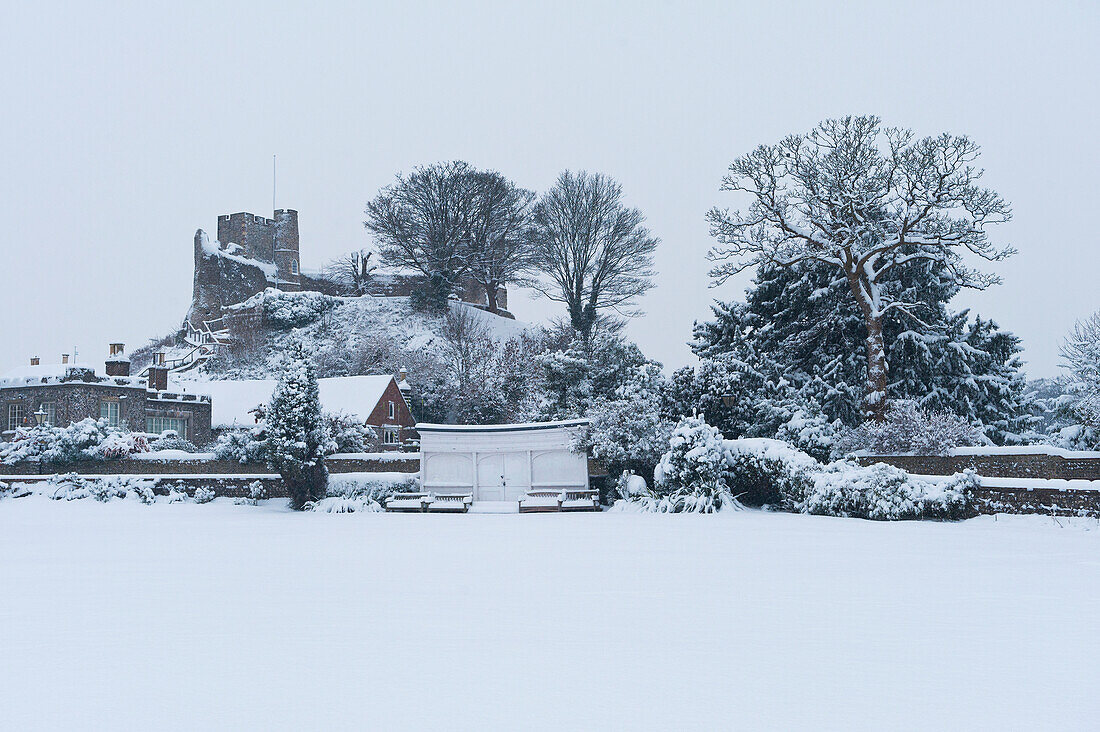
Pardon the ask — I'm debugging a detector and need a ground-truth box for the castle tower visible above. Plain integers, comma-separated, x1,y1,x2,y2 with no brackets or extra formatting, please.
216,212,276,263
273,209,301,291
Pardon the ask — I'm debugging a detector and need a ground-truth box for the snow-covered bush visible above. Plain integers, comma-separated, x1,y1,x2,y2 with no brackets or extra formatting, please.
212,426,267,464
192,486,216,504
308,473,419,513
0,419,149,466
128,480,158,505
645,416,741,513
167,488,188,504
326,412,378,453
259,289,338,329
234,480,269,506
44,474,157,503
787,462,977,520
835,400,982,456
614,471,652,501
723,438,818,507
149,431,199,453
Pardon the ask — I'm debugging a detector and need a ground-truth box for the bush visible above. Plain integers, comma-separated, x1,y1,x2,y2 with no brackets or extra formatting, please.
212,426,267,464
260,289,338,329
308,473,418,512
193,486,216,504
835,400,982,456
326,412,377,453
723,439,818,507
149,431,199,453
786,461,977,520
648,416,741,513
0,419,149,466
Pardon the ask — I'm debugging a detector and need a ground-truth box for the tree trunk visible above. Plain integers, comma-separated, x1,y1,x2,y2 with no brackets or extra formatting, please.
484,282,499,314
845,268,889,421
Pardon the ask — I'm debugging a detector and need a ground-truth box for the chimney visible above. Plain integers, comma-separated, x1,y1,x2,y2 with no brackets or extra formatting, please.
61,354,70,364
397,368,411,394
105,343,130,377
148,352,169,391
30,357,40,366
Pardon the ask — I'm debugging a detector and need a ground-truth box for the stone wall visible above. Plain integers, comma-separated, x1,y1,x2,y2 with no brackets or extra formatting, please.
1,454,420,476
1,382,147,438
971,483,1100,518
189,230,272,327
855,453,1100,481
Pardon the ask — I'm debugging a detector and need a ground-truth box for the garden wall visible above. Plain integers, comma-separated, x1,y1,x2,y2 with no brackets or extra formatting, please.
855,450,1100,481
0,452,421,477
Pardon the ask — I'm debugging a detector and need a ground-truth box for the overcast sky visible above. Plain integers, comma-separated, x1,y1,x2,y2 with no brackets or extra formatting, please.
2,1,1097,378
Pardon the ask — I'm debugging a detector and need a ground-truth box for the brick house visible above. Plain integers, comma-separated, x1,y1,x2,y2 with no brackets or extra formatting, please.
188,374,416,450
0,347,214,445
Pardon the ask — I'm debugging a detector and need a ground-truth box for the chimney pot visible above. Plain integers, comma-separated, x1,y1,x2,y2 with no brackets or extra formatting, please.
30,357,40,366
61,354,70,364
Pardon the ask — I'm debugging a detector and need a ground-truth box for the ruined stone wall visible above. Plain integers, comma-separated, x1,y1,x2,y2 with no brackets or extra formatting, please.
189,230,271,327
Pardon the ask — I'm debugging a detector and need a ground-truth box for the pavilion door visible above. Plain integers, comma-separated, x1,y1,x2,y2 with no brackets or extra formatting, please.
476,452,530,501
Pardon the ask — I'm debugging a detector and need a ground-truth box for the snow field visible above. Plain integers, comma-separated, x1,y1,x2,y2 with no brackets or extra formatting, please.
0,498,1097,731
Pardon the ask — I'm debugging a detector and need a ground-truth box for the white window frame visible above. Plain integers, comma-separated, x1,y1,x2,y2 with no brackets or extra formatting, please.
387,401,395,419
41,401,56,426
7,403,26,432
383,425,400,445
100,400,120,428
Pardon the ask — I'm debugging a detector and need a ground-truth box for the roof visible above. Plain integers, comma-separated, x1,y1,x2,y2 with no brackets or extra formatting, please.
175,375,398,428
415,419,590,433
0,362,124,388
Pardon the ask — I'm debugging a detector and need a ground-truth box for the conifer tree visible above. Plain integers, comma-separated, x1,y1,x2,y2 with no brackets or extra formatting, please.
265,340,335,509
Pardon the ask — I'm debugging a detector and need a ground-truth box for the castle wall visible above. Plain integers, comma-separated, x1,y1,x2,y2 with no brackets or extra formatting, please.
189,230,272,328
217,212,275,264
273,209,301,291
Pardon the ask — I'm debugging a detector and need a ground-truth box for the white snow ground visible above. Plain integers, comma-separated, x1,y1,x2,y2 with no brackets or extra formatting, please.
1,498,1097,731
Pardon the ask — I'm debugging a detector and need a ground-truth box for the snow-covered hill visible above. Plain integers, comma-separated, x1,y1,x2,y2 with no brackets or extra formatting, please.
177,291,533,383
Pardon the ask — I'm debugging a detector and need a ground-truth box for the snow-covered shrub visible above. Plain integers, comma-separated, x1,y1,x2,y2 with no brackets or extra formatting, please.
234,480,269,506
835,400,982,456
788,461,976,520
644,416,741,513
149,431,199,453
127,480,158,505
309,473,419,513
0,419,149,466
259,289,338,329
192,486,216,504
167,489,188,504
212,426,267,464
325,412,377,453
723,438,818,507
614,471,653,501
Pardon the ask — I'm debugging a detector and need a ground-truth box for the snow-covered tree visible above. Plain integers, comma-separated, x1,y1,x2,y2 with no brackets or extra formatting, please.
834,399,982,456
265,340,336,509
650,416,740,513
528,171,659,338
465,171,537,314
1046,312,1100,449
365,161,483,311
323,250,377,296
707,116,1013,419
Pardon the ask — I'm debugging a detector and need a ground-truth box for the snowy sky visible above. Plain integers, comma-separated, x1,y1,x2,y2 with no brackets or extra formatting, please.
1,1,1097,378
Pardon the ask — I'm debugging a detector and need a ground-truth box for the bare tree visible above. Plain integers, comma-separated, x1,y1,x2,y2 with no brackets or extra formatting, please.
364,161,481,311
323,250,377,296
528,171,659,338
466,171,536,314
706,116,1013,420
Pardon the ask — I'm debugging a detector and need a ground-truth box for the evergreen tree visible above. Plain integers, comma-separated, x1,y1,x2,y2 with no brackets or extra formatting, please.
692,257,1033,444
265,340,336,509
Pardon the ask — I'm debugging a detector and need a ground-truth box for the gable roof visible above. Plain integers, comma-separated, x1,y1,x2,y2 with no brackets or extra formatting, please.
174,375,398,428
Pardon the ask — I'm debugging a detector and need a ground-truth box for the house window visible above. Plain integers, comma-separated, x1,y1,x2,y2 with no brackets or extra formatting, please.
146,416,188,440
7,404,26,432
290,259,299,275
387,400,395,419
41,402,56,426
383,426,400,445
100,400,120,428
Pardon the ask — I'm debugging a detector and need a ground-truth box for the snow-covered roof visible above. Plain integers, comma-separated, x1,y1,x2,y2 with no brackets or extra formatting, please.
177,375,398,428
0,362,108,388
415,419,590,433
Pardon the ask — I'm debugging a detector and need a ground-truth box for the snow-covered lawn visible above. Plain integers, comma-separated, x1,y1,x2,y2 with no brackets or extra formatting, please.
1,498,1097,731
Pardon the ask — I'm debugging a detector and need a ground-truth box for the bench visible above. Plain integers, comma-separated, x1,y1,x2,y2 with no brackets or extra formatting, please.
384,492,432,512
518,489,565,513
560,489,599,512
426,492,473,513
